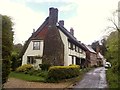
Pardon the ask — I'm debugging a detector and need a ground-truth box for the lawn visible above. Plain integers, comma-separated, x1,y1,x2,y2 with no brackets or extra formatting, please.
106,68,119,88
9,72,46,82
9,67,93,85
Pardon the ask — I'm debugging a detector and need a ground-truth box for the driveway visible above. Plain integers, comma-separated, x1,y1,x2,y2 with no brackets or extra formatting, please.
4,78,71,89
73,67,108,89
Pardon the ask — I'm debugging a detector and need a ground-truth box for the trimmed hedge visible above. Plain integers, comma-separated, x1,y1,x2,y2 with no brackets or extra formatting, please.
16,64,33,72
39,64,51,71
47,65,80,82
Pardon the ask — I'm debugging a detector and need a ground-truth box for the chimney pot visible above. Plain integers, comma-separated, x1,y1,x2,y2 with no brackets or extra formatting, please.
70,28,74,36
59,20,64,26
32,29,35,34
79,41,81,43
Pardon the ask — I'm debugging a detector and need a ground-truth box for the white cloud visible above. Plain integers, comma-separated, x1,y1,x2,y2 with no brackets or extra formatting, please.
1,0,119,45
0,0,46,44
63,0,119,44
25,0,76,3
59,3,76,12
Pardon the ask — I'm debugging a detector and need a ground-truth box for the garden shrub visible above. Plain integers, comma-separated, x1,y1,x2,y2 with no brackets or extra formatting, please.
23,68,48,78
37,71,48,78
16,64,33,72
47,65,80,82
27,68,42,76
39,64,51,71
11,54,21,71
2,58,11,84
69,64,80,67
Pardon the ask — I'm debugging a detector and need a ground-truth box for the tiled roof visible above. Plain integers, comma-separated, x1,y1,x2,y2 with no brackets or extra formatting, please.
97,52,104,59
20,17,87,57
57,25,87,51
19,17,49,57
83,44,96,53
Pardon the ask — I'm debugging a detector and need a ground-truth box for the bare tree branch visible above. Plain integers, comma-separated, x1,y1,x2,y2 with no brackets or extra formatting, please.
108,17,120,32
106,26,116,31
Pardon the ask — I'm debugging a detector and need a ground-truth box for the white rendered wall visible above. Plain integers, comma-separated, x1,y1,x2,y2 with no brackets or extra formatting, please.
69,49,86,58
59,29,86,66
59,29,69,66
22,40,44,66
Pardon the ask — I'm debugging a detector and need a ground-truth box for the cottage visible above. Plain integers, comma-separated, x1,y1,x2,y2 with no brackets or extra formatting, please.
83,44,97,67
20,7,87,68
97,52,106,66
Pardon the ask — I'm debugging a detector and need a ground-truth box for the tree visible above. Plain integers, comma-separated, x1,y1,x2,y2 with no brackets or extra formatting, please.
2,15,13,85
13,43,23,54
91,40,107,56
104,9,120,65
105,9,120,88
11,43,23,71
100,38,107,56
105,31,118,71
91,41,99,52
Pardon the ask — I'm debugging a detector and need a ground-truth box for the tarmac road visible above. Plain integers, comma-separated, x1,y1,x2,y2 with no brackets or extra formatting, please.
73,67,108,89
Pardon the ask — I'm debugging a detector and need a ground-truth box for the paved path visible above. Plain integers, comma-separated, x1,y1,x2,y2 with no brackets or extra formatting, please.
4,78,71,88
73,67,108,89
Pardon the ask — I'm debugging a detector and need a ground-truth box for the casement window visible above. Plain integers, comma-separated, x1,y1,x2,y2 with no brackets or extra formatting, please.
27,56,36,64
72,56,74,64
75,46,78,52
79,48,82,53
73,45,75,50
78,48,80,53
68,42,71,48
69,42,74,50
81,49,83,53
33,41,40,50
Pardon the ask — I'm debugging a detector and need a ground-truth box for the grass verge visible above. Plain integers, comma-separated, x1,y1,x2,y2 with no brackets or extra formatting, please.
9,67,94,86
9,72,46,82
106,68,119,89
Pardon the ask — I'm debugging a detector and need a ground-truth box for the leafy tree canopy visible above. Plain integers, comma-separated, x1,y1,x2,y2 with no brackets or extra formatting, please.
2,15,14,84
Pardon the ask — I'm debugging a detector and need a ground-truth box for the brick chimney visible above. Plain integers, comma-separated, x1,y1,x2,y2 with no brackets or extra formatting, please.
58,20,64,26
70,28,74,36
49,7,58,26
43,7,64,66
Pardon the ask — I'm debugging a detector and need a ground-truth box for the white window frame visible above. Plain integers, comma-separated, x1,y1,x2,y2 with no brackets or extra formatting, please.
33,41,40,50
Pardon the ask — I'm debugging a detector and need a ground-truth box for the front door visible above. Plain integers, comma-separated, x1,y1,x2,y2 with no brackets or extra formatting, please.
76,57,80,65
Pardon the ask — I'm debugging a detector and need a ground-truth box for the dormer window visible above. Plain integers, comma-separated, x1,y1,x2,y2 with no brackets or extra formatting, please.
33,41,40,50
70,43,73,50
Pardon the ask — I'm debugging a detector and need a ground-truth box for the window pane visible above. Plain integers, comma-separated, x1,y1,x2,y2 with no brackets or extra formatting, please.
27,57,30,64
72,56,74,64
33,41,40,50
27,56,36,64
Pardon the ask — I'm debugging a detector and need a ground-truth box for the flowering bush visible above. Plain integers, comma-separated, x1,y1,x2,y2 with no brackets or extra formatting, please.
16,64,33,72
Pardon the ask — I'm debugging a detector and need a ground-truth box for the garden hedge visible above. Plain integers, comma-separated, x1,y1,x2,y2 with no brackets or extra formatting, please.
39,64,51,71
47,65,80,82
16,64,33,72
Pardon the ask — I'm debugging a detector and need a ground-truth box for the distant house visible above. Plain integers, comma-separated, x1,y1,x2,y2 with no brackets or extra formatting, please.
20,7,88,69
97,52,106,66
83,44,97,67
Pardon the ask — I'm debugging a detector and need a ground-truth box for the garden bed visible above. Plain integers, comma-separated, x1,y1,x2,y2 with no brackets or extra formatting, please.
4,67,94,89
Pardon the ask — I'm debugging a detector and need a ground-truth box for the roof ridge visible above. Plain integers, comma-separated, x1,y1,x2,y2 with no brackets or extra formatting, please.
19,17,49,57
57,24,87,51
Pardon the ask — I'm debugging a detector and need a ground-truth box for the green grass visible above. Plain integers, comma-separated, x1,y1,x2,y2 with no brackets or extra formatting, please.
9,67,93,84
106,68,119,88
9,72,46,82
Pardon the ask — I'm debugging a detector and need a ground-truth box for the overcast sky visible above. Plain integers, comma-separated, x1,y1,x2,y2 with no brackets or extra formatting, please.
0,0,119,45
